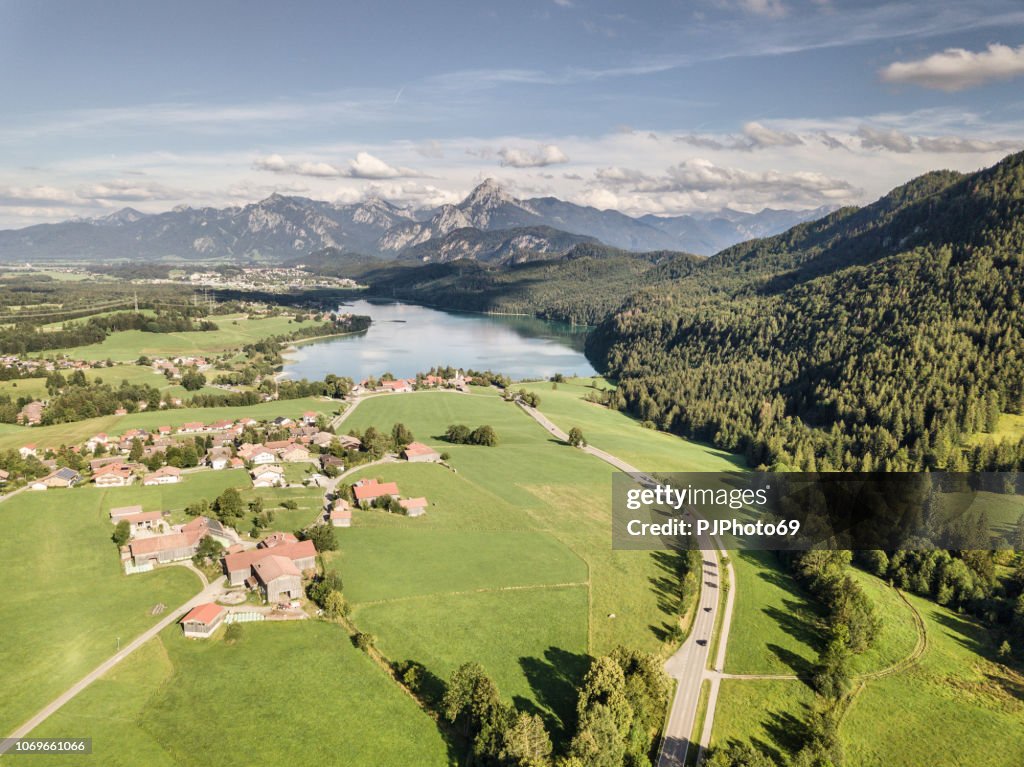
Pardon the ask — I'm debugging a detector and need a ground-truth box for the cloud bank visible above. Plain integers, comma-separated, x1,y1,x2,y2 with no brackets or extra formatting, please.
880,43,1024,91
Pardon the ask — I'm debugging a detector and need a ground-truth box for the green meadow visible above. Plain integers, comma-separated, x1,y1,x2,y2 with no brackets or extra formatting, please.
34,313,324,362
26,622,453,767
331,388,737,736
0,490,200,736
519,377,745,473
711,679,817,762
723,550,823,676
711,565,1024,767
841,592,1024,767
0,365,228,403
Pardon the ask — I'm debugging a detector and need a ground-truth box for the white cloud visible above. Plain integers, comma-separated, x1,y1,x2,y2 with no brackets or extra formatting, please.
498,144,570,168
253,152,422,179
588,158,859,212
347,151,420,179
856,125,916,153
856,125,1020,154
741,121,803,149
0,185,80,206
677,121,803,151
880,43,1024,91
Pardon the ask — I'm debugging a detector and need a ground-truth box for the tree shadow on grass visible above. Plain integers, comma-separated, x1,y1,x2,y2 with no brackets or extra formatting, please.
756,702,813,762
764,642,816,679
764,601,825,654
383,658,468,766
519,646,592,745
930,609,992,655
647,547,700,637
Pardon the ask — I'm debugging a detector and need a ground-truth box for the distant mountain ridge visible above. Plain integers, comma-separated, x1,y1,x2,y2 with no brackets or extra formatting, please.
0,180,832,262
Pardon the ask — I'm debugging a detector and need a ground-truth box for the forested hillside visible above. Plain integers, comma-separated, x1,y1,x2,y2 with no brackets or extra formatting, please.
308,243,701,325
588,151,1024,472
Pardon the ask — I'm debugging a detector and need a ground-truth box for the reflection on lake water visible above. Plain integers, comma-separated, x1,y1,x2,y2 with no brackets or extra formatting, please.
281,299,597,382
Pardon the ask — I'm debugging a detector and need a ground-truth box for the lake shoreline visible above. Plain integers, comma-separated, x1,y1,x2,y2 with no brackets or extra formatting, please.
357,292,597,327
279,299,598,382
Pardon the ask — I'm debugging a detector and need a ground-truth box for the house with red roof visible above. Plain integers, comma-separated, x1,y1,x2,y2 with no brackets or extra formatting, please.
401,442,441,463
353,478,401,507
399,497,429,517
180,603,225,638
94,462,135,487
258,531,299,549
328,499,352,527
222,540,316,587
251,555,303,602
143,465,182,485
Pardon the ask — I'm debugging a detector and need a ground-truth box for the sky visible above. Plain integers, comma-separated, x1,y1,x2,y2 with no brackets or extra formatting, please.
1,0,1023,228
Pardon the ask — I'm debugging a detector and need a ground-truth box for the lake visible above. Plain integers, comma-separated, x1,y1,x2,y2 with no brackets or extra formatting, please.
281,299,598,382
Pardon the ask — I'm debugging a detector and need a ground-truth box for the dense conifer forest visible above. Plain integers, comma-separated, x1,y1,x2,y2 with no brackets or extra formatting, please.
587,151,1024,473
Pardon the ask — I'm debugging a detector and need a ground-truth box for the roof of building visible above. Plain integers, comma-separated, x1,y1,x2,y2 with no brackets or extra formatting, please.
403,442,439,458
353,480,400,500
147,466,182,478
252,554,301,583
182,516,228,537
399,497,428,510
123,511,163,524
181,602,224,626
129,530,198,556
258,532,299,548
110,504,144,518
95,463,132,478
222,539,316,573
251,463,284,476
49,467,80,483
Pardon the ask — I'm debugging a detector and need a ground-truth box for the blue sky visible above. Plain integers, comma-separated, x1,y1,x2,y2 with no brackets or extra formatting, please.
1,0,1023,226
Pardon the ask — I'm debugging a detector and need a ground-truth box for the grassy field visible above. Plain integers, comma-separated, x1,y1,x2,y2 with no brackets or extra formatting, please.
846,569,920,676
0,366,229,403
723,550,823,676
0,396,335,452
93,469,251,515
841,592,1024,767
723,554,921,678
27,622,453,767
967,412,1024,446
711,679,817,762
712,564,1024,767
356,586,589,740
34,313,324,362
519,377,745,473
328,389,738,736
0,490,200,736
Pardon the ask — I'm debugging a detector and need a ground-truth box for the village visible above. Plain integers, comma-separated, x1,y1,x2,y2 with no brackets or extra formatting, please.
1,369,466,640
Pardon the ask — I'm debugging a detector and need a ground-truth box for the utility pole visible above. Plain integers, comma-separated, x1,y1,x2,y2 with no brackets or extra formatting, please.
133,291,139,312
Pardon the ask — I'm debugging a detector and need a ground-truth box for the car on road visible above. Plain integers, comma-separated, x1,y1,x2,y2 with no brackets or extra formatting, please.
696,639,708,646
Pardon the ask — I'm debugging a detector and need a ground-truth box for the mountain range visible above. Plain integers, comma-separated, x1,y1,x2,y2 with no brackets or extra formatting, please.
0,179,831,263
